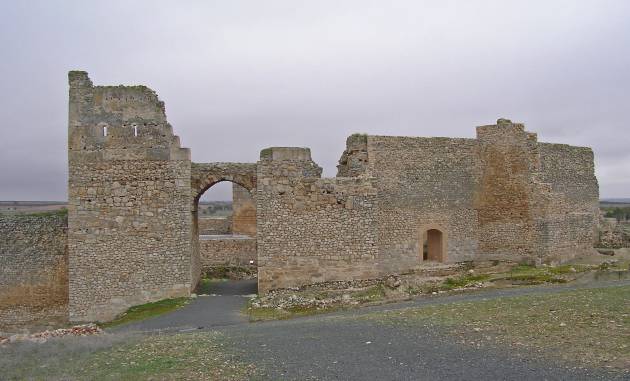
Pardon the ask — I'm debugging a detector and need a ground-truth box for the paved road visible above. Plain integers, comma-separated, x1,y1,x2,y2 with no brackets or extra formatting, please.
113,278,630,380
114,279,257,332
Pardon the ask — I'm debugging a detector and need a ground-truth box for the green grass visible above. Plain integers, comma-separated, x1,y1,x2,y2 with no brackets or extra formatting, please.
487,264,580,284
195,278,224,294
100,297,189,328
26,208,68,217
547,264,589,274
246,305,336,321
247,285,389,321
201,266,255,281
442,274,490,289
0,208,68,217
2,331,258,381
246,300,342,322
369,285,630,370
353,285,386,301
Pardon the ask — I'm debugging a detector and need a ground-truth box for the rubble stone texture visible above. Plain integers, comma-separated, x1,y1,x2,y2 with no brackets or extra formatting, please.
0,214,68,330
232,183,257,236
67,72,194,322
199,236,257,269
0,72,601,325
198,217,232,235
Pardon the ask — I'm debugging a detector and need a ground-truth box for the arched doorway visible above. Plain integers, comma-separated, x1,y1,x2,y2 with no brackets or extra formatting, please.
421,227,446,262
190,162,258,291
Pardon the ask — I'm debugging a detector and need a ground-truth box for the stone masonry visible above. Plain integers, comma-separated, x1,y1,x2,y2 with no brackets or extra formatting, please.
0,72,600,326
199,236,257,270
0,213,68,330
67,72,193,322
256,120,599,291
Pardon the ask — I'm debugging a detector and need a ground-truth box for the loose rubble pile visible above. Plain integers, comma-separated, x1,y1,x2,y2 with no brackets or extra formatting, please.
0,324,102,345
250,263,513,312
251,277,387,310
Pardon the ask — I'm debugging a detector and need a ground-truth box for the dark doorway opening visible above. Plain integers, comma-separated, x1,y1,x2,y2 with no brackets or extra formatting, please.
423,229,444,262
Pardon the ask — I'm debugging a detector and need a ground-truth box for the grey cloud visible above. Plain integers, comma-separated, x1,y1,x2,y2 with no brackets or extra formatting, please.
1,0,629,200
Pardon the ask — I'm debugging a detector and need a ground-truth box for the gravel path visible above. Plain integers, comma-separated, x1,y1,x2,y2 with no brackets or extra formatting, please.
223,316,625,381
112,278,630,380
113,279,257,333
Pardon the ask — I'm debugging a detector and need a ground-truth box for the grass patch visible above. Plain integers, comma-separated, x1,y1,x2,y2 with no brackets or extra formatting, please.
247,302,340,322
1,331,258,380
25,208,68,217
1,208,68,217
442,274,490,290
486,264,576,285
247,285,386,321
195,277,226,295
202,266,255,280
100,297,189,328
369,285,630,370
353,285,386,302
407,274,490,295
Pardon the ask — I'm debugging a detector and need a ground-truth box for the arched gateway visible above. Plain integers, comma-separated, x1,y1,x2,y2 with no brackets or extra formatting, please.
190,163,258,283
191,163,257,201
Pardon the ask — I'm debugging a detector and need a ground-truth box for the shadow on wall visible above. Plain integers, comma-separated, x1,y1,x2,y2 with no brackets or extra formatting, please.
421,227,447,263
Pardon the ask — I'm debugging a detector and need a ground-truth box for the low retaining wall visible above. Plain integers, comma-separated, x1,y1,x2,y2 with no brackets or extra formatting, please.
0,213,69,331
198,217,232,235
199,235,256,270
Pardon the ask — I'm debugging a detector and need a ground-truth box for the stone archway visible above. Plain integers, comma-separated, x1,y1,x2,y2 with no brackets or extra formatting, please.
191,163,257,203
190,162,258,289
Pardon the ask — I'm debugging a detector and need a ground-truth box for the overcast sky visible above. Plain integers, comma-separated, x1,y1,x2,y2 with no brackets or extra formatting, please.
1,0,629,201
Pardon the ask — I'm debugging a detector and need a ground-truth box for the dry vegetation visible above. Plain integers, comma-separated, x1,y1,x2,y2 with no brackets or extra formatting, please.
369,285,630,372
0,331,258,380
246,261,628,321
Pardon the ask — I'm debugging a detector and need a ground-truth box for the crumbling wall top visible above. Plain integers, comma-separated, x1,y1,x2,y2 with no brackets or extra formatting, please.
260,147,312,161
67,71,189,161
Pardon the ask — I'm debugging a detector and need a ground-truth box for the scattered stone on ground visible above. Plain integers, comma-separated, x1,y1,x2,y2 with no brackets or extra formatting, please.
0,324,102,345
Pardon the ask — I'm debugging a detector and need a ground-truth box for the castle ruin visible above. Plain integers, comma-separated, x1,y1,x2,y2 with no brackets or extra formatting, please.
0,72,600,325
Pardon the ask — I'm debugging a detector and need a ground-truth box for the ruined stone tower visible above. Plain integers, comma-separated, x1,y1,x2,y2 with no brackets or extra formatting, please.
67,71,195,322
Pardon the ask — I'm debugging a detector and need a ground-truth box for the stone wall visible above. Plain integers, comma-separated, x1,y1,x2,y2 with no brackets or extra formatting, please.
473,121,545,261
67,71,194,322
198,217,232,235
199,236,256,269
257,147,381,292
232,183,256,237
598,217,630,249
0,213,68,331
365,135,479,266
257,120,599,292
537,142,600,262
